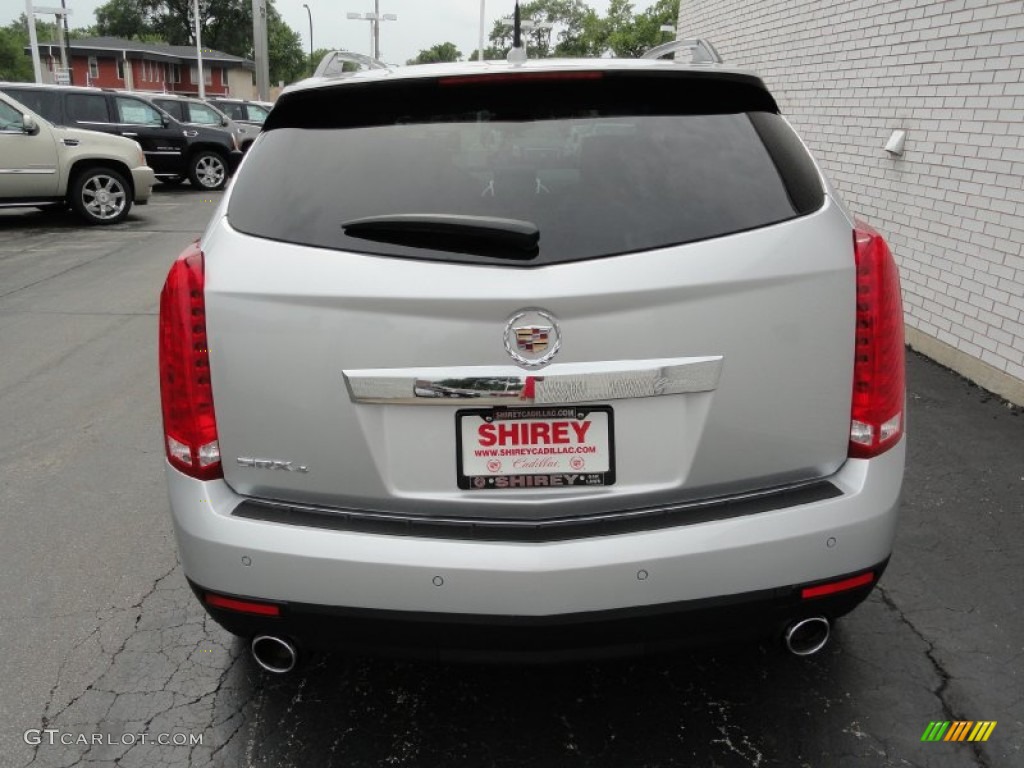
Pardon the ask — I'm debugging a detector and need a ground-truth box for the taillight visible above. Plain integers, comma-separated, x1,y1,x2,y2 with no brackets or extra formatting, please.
159,243,222,480
849,222,905,459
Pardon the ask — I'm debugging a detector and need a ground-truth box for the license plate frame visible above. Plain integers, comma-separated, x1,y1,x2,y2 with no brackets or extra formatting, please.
456,405,615,491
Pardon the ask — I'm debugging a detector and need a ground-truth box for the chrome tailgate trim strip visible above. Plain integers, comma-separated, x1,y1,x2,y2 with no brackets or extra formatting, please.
343,357,723,405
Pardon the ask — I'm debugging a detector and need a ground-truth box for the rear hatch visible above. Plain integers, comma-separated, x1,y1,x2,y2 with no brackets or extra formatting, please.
205,64,855,521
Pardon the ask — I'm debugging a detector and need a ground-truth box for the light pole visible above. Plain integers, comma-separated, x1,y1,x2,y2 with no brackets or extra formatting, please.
346,3,396,59
25,2,73,84
302,3,313,74
478,0,485,61
193,0,205,98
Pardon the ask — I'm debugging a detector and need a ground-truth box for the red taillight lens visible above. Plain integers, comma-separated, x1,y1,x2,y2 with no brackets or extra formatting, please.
849,222,905,459
159,243,222,480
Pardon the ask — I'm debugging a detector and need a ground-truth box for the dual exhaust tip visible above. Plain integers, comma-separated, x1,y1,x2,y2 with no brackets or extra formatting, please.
784,616,831,656
251,635,299,674
248,618,831,672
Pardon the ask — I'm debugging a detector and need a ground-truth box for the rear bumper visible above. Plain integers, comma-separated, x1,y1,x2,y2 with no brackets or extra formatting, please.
191,560,887,662
167,439,903,646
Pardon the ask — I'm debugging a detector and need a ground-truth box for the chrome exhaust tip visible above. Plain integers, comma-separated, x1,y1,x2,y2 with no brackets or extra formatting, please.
251,635,299,674
784,617,831,656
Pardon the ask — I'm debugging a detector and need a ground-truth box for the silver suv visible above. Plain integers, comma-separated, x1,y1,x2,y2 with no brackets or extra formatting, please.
159,54,906,671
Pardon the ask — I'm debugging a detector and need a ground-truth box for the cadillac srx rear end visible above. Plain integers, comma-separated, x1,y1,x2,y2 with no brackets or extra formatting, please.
159,57,905,669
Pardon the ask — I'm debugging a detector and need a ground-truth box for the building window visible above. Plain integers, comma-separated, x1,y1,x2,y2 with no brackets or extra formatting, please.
116,58,125,80
169,64,181,83
88,56,99,79
190,65,213,86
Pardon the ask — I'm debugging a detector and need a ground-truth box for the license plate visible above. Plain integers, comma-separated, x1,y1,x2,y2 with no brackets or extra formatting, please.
456,406,615,490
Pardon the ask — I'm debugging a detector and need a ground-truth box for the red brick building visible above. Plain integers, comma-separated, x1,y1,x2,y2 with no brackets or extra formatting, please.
31,37,255,99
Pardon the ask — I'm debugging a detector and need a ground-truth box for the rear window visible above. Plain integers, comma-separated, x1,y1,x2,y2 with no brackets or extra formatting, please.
1,88,61,123
217,102,245,120
245,104,270,123
228,72,823,266
67,93,109,123
154,99,184,120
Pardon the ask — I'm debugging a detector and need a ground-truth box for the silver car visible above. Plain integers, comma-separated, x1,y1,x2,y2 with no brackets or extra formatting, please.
159,53,906,671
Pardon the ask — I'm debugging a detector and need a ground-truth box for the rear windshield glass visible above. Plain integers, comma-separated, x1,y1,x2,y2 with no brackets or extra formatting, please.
228,73,822,266
1,88,61,123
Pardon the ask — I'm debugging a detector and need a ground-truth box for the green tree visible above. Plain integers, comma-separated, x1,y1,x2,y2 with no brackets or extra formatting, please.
482,0,610,60
605,0,679,58
94,0,159,40
0,26,34,81
407,42,462,65
265,3,305,84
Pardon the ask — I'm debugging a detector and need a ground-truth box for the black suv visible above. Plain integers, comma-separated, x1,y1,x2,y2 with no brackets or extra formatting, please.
133,92,260,153
0,83,242,190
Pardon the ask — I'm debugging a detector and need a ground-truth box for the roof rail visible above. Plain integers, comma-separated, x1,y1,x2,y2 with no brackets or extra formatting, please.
641,38,723,65
313,50,389,78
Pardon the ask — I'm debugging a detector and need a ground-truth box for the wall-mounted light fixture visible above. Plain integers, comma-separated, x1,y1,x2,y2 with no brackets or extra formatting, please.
884,130,907,157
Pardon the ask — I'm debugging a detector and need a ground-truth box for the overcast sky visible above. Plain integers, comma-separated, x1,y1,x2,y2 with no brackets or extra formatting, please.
3,0,664,67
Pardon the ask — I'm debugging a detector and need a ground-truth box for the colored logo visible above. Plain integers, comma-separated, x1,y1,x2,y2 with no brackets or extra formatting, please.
515,326,551,353
921,721,996,742
504,309,561,369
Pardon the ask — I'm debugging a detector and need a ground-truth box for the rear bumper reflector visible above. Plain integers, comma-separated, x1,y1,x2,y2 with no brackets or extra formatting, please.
205,593,282,616
801,571,874,600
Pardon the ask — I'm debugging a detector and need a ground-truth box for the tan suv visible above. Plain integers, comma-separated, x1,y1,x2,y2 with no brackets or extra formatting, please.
0,90,154,224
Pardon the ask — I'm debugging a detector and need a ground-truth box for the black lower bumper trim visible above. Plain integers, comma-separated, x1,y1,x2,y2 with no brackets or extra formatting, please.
190,558,888,663
231,480,843,542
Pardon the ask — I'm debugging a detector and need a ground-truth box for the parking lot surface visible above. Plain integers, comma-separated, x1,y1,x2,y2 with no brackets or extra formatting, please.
1,191,1021,768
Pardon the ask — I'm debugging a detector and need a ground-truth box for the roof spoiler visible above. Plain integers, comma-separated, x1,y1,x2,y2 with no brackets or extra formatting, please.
313,50,389,78
642,38,723,65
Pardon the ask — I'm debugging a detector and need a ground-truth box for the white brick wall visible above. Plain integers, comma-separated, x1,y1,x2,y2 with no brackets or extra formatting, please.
680,0,1024,389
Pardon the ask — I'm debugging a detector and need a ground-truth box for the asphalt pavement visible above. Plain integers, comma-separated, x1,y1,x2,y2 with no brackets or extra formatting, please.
0,190,1021,768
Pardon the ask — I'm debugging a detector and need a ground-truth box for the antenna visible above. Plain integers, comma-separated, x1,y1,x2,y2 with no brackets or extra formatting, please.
507,1,527,62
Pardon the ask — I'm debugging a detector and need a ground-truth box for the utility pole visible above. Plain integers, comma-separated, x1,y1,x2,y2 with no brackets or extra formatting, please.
25,0,42,83
478,0,485,61
60,0,72,83
373,0,380,61
194,0,205,98
251,0,270,99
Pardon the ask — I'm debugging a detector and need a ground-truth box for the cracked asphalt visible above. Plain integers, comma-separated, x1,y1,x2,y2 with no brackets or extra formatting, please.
1,191,1021,768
